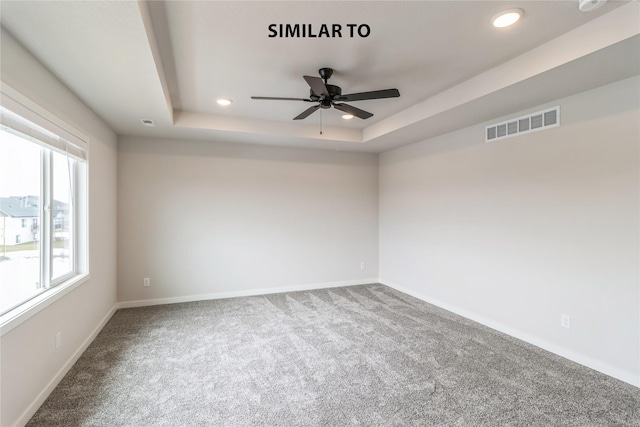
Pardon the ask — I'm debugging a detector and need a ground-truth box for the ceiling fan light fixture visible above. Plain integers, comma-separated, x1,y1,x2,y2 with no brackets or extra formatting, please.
342,114,354,120
216,98,232,106
492,9,523,28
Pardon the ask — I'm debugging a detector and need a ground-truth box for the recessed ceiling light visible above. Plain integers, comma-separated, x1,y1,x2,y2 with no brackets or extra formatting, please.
578,0,607,12
217,98,232,106
492,9,523,28
342,114,354,120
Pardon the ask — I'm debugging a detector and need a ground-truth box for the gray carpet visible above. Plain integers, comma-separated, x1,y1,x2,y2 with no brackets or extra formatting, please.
28,284,639,426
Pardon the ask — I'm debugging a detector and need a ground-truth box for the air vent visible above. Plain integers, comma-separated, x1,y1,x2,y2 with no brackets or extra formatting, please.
485,106,559,143
140,119,156,127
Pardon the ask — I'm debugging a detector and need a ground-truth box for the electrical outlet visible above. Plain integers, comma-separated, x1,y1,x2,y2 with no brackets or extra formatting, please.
360,262,365,271
561,314,571,329
55,332,62,350
143,278,150,287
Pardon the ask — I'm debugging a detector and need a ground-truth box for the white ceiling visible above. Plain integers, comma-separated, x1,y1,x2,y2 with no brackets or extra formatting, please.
1,0,638,153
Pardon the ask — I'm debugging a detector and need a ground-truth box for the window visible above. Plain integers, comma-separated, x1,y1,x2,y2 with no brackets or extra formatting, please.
0,100,88,319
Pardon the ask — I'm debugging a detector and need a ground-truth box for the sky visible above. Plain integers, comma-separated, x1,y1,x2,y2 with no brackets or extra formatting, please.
0,128,71,203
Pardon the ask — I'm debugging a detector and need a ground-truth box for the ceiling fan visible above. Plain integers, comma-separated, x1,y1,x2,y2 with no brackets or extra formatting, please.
251,68,400,120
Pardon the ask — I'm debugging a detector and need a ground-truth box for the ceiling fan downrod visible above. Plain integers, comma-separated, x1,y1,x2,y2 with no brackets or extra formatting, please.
318,67,333,84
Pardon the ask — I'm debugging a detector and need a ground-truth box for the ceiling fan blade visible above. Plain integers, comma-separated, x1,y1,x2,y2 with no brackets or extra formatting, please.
303,76,329,97
333,103,373,119
251,96,312,102
293,104,321,120
337,88,400,102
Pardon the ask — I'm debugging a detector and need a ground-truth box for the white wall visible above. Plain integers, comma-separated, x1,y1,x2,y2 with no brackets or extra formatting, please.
0,29,118,426
379,76,640,386
118,137,378,304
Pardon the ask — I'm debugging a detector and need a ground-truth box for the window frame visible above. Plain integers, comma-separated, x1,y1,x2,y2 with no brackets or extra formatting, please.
0,83,90,336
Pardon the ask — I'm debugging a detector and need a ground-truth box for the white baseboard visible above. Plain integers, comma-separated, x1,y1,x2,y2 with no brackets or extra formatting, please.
380,279,640,389
13,304,119,427
117,278,380,309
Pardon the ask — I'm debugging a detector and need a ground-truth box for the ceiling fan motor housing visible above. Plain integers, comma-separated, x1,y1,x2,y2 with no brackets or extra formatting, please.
310,84,342,103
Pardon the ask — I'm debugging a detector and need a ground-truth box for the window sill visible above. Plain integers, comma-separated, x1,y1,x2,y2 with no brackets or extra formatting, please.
0,273,90,337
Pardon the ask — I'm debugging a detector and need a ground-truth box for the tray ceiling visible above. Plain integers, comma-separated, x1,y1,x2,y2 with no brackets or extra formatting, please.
1,1,638,152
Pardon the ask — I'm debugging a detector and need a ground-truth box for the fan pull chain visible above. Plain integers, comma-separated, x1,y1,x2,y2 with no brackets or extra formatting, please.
320,109,323,135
